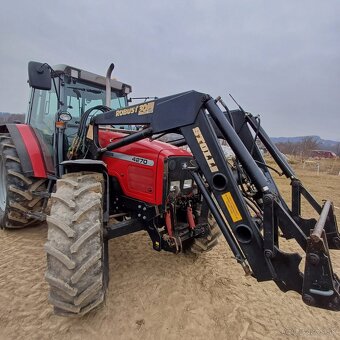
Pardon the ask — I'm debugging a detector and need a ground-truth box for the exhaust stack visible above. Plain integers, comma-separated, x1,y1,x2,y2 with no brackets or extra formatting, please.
106,63,115,107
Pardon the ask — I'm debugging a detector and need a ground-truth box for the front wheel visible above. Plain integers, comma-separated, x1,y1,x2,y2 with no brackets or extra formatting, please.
45,172,106,316
185,214,222,254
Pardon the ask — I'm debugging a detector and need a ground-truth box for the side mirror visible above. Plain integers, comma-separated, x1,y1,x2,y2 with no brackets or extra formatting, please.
28,61,51,90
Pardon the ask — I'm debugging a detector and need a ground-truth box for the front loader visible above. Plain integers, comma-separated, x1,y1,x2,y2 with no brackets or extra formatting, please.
0,61,339,316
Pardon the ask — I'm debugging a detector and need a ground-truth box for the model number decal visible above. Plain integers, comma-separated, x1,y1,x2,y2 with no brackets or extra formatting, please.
106,151,154,166
131,156,149,165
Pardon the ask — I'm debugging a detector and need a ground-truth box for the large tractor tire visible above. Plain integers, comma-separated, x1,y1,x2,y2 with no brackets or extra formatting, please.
45,172,106,316
0,133,46,229
186,214,222,254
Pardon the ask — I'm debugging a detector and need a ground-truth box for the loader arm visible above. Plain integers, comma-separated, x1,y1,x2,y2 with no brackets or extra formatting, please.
89,90,340,311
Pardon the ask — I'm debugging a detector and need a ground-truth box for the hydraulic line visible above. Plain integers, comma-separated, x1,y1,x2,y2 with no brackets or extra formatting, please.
205,99,270,193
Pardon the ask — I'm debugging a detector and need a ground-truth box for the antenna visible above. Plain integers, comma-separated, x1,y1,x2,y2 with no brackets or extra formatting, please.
229,93,246,114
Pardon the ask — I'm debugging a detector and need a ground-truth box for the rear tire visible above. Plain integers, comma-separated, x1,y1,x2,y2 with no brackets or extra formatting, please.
185,214,222,254
45,172,106,316
0,133,46,229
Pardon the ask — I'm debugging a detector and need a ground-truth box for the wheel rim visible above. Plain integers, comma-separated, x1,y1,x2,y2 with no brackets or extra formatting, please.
0,156,7,211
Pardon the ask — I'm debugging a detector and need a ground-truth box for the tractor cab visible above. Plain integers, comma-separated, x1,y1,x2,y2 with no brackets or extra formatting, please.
27,62,132,174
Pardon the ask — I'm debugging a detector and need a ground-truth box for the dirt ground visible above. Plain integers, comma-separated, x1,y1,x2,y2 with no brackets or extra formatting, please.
0,166,339,340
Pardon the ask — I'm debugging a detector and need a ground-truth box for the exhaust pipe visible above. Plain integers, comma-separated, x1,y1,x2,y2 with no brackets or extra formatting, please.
106,63,115,107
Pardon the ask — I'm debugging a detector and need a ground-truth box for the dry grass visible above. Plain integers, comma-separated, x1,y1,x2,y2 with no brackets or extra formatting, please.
268,155,340,175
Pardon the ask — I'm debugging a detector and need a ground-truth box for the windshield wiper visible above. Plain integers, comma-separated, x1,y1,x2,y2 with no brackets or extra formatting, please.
67,86,102,94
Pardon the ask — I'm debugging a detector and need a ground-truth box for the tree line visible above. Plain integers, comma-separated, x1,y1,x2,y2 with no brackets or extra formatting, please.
275,136,340,157
0,113,25,124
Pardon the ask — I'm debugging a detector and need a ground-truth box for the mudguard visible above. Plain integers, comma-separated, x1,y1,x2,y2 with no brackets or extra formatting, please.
61,159,107,174
0,124,47,178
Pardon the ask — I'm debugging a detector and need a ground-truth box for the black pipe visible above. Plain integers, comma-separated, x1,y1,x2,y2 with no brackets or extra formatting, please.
169,138,186,147
100,127,153,153
57,126,65,176
311,200,331,241
205,99,270,193
191,171,250,274
246,115,296,179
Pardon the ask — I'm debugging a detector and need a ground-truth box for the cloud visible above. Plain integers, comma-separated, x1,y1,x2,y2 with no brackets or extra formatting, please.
0,0,339,139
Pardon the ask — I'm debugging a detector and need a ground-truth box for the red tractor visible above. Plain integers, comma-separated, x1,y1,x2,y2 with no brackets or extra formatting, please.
0,61,339,316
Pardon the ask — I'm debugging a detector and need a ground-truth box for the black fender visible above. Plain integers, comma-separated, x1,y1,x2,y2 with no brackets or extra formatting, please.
61,160,110,222
61,159,107,174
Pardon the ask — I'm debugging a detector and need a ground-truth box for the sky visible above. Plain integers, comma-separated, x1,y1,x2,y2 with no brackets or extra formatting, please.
0,0,339,140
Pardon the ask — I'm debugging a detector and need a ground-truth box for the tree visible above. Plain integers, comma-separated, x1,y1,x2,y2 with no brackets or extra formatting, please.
276,141,296,155
297,136,320,158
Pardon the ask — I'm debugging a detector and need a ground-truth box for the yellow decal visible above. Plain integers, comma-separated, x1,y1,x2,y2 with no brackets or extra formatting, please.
138,102,155,115
115,102,155,117
116,106,138,117
192,127,219,172
222,192,242,222
86,124,94,140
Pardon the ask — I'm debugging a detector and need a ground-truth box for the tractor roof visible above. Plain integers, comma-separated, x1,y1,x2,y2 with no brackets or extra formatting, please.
52,64,132,94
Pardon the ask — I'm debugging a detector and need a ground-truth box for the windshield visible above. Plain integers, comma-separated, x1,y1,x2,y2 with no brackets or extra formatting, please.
64,77,127,124
63,77,128,141
29,77,128,133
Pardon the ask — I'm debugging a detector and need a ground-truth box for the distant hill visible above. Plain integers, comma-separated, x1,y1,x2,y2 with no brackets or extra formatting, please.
271,136,339,149
0,112,25,124
0,112,338,154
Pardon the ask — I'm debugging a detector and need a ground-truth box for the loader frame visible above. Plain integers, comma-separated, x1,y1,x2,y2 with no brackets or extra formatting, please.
84,90,340,311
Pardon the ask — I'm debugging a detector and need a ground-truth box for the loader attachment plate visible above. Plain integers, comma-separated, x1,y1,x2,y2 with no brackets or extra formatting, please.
303,233,340,310
302,201,340,311
269,249,303,294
